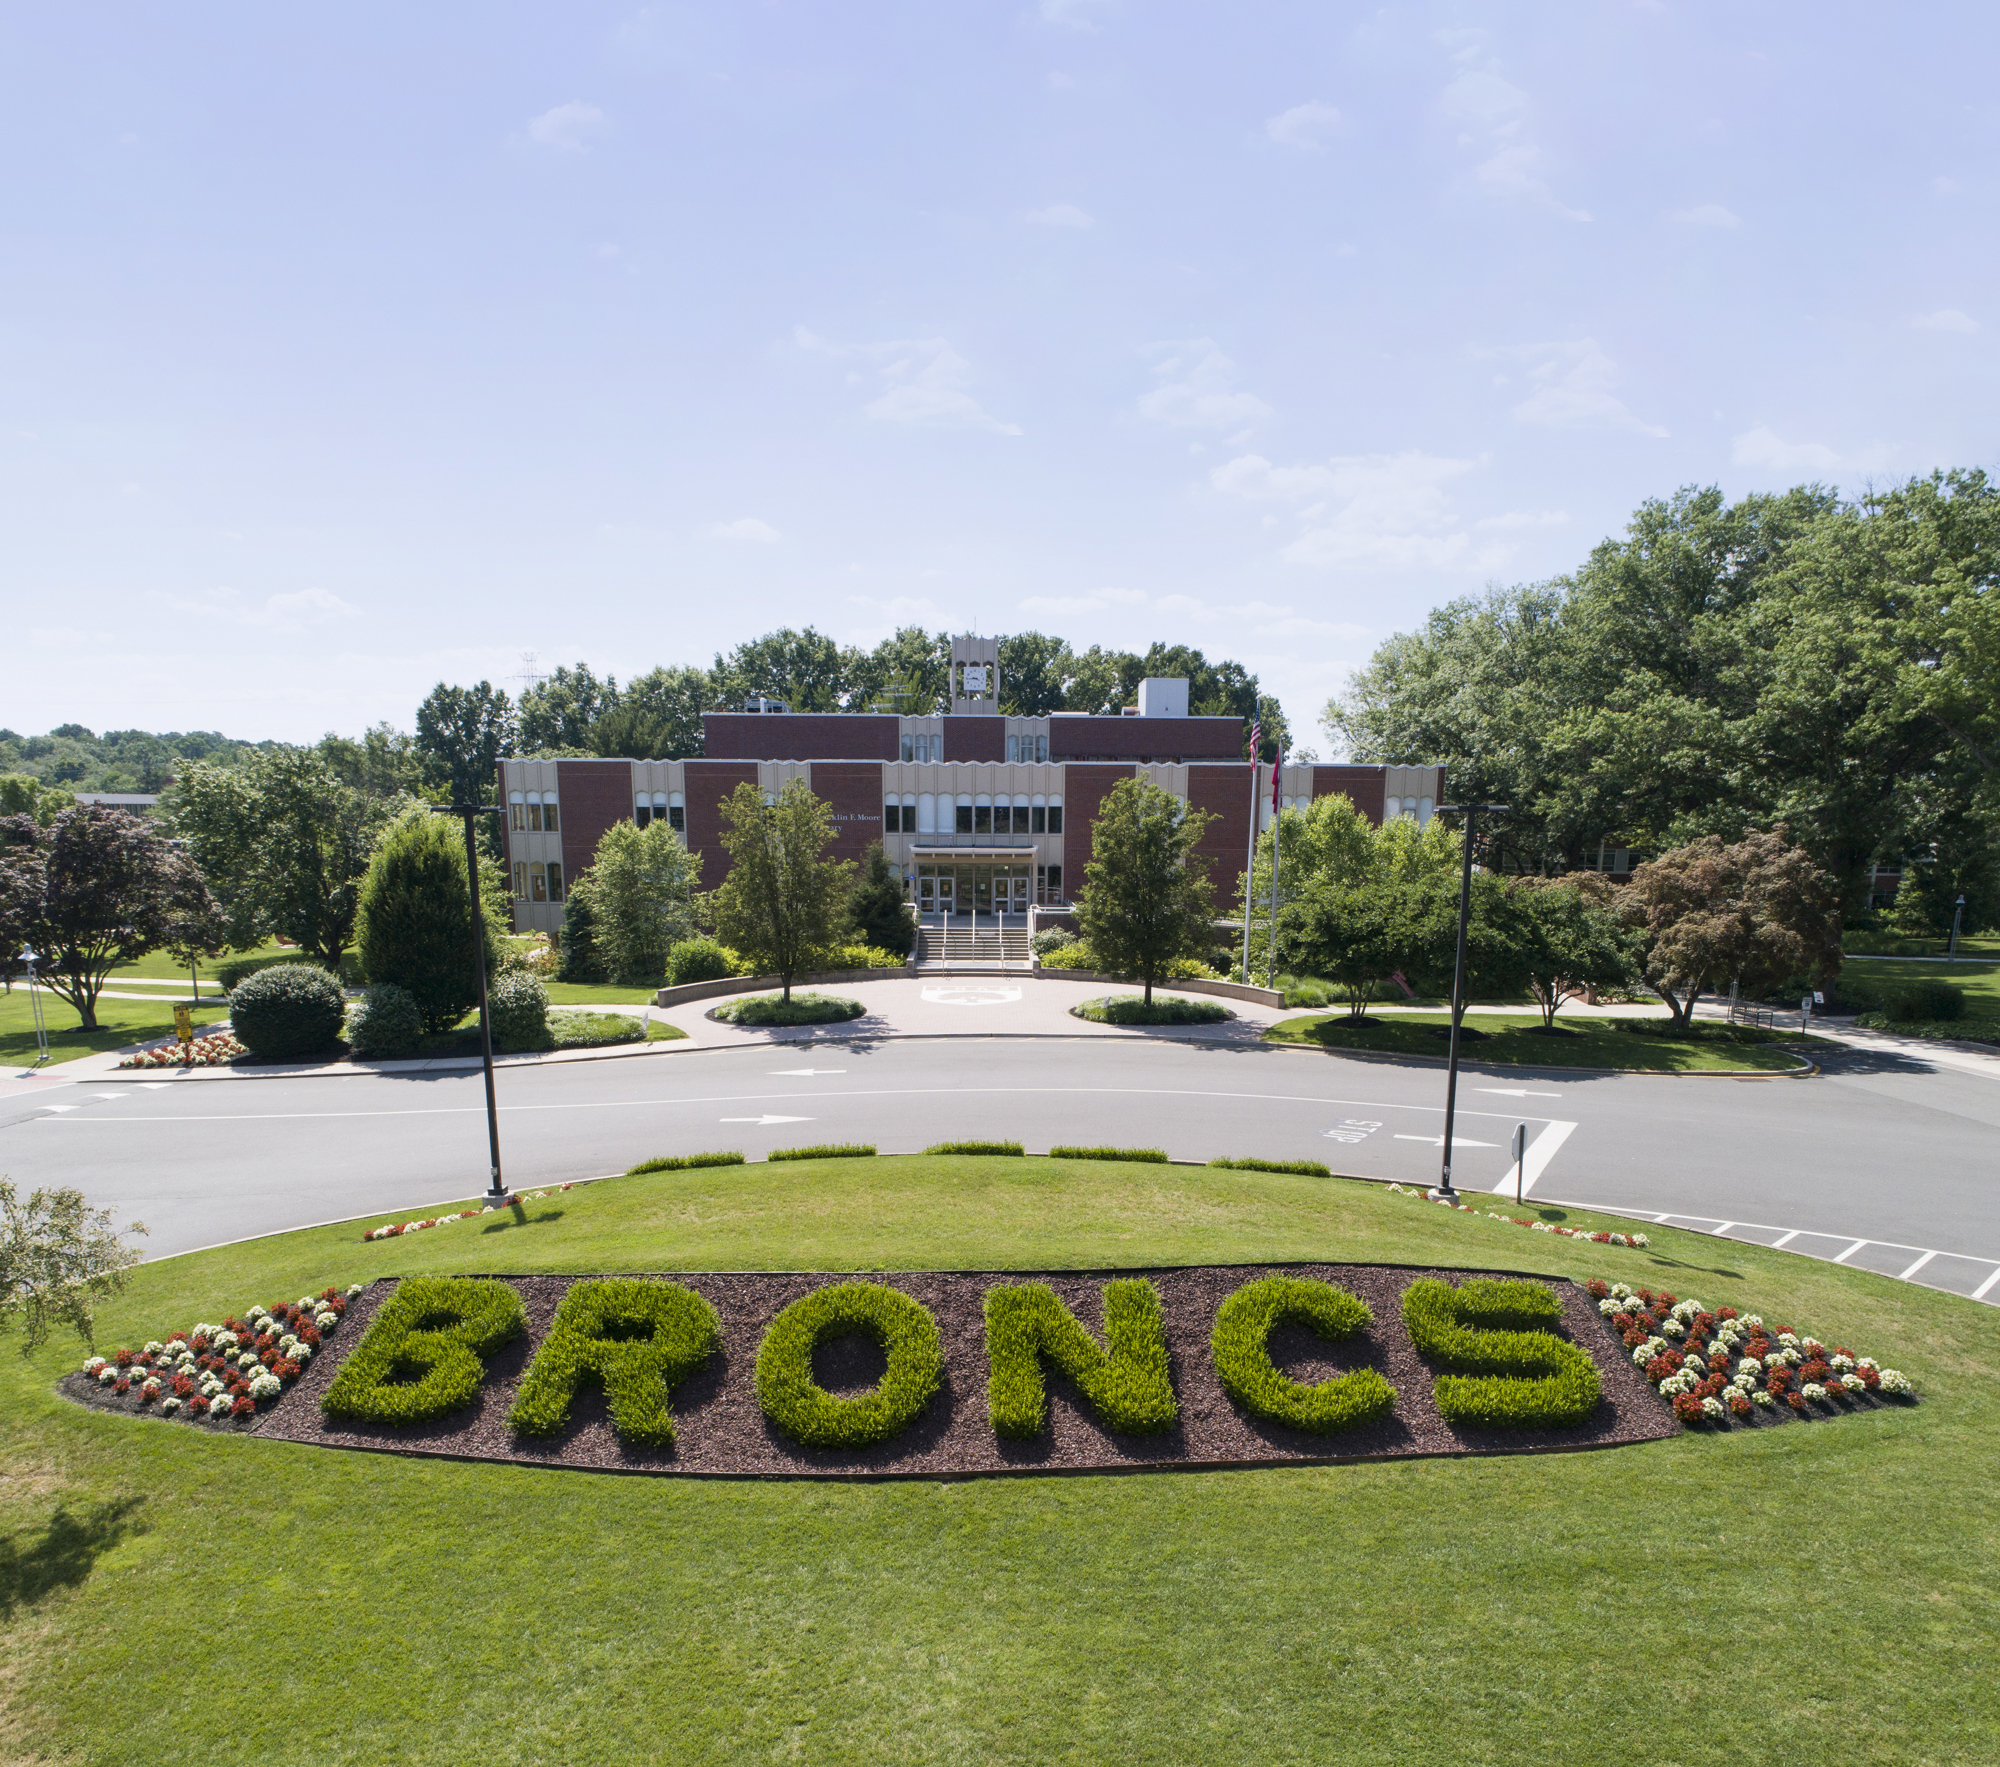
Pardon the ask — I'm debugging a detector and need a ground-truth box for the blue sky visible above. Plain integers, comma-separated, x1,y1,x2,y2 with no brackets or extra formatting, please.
4,2,1994,749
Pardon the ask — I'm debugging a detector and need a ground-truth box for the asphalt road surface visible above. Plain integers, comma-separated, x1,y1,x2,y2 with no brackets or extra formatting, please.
4,1032,1996,1301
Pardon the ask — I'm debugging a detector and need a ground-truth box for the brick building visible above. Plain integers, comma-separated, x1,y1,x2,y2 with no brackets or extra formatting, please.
499,635,1444,935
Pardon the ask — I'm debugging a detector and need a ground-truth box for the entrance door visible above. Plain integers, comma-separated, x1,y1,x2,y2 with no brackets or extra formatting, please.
972,867,992,916
1002,871,1028,915
933,872,953,916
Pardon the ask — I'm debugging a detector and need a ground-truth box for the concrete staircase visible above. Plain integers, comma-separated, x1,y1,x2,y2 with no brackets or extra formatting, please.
916,920,1032,970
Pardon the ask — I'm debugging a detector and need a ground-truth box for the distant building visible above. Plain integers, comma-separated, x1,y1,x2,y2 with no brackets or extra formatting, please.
71,793,160,813
497,635,1443,934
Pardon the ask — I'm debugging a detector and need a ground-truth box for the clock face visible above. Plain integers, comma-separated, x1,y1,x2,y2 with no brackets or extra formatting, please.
963,665,987,693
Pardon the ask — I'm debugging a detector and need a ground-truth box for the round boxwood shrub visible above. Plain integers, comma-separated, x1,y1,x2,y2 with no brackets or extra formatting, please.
668,938,736,986
755,1281,943,1449
486,971,551,1052
1211,1275,1394,1434
716,993,865,1027
345,982,424,1059
229,962,347,1060
1887,976,1964,1022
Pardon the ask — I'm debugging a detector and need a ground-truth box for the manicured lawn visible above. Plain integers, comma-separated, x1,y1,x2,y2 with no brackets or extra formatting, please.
1841,956,2000,1013
106,940,297,986
2,1155,1992,1764
0,986,229,1068
538,979,667,1006
1843,931,1999,958
1265,1009,1820,1072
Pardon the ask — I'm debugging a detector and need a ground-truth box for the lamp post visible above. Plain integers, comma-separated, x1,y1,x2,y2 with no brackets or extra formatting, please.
1950,894,1967,962
1431,802,1509,1200
432,804,508,1206
17,946,49,1068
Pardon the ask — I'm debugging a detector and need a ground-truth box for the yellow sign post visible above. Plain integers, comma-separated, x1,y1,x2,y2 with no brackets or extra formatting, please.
174,1003,194,1045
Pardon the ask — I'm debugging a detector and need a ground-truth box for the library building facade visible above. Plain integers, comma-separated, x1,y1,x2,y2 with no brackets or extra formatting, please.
499,635,1443,935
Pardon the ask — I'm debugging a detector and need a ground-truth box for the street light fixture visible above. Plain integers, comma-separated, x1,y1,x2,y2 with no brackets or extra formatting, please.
1950,894,1967,962
1430,802,1509,1201
431,804,509,1206
17,946,49,1069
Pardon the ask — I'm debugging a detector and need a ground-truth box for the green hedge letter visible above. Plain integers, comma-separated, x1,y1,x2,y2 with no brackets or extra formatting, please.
1401,1277,1600,1429
1211,1276,1395,1434
507,1280,721,1448
983,1279,1178,1438
755,1282,944,1450
321,1277,526,1427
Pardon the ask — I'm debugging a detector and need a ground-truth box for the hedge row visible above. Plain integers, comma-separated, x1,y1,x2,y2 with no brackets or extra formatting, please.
1210,1276,1394,1434
1047,1145,1169,1163
320,1277,525,1426
505,1279,720,1447
767,1144,876,1162
626,1151,746,1175
1207,1157,1332,1178
754,1281,943,1449
1401,1277,1601,1428
983,1279,1178,1438
924,1141,1025,1156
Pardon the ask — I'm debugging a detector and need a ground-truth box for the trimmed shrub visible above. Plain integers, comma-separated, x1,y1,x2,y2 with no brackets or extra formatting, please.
626,1151,746,1175
229,962,347,1060
755,1281,944,1448
217,951,364,991
924,1140,1025,1156
547,1010,656,1048
486,971,551,1052
1212,1276,1394,1434
345,982,424,1059
1207,1157,1332,1178
1028,926,1075,958
715,993,866,1026
1854,1013,2000,1045
1400,1277,1600,1429
557,888,606,984
809,942,908,971
320,1277,525,1426
1886,976,1965,1022
767,1143,875,1162
1047,1145,1169,1163
357,810,506,1033
1071,994,1231,1026
506,1279,720,1447
667,938,736,986
983,1280,1178,1438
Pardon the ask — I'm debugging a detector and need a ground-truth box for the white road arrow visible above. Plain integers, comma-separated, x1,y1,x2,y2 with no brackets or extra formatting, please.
94,1091,131,1100
1393,1133,1496,1148
768,1069,847,1077
719,1114,814,1126
1474,1088,1560,1098
38,1104,79,1113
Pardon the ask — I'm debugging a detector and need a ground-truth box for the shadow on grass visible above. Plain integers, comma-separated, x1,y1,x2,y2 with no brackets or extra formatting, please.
481,1208,565,1235
0,1497,146,1619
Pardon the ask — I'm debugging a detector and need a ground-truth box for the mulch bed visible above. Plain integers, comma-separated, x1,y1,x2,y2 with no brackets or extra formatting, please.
250,1262,1678,1480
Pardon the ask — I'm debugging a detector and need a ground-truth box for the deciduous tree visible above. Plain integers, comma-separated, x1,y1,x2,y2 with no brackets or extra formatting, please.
1073,778,1218,1005
572,818,705,984
0,1177,145,1353
710,780,853,1001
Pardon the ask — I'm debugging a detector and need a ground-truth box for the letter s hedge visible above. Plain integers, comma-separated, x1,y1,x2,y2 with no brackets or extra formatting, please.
1401,1277,1600,1428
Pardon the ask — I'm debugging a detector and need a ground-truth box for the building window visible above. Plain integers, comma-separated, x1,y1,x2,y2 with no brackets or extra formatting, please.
525,792,543,833
917,793,937,834
1013,793,1029,833
1047,797,1063,835
973,795,992,834
634,795,652,829
543,796,559,833
1031,794,1046,834
509,792,526,831
885,799,904,833
547,862,564,902
668,792,685,832
1045,864,1063,900
955,796,973,833
512,860,528,899
530,863,548,902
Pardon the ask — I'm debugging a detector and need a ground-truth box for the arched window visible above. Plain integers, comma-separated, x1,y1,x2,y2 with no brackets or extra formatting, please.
508,791,526,831
917,793,937,834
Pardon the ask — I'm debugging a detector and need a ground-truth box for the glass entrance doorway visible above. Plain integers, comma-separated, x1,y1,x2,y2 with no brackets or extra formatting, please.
915,861,1034,917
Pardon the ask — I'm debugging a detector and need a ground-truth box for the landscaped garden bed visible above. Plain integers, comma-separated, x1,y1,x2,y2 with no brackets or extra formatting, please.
712,992,867,1027
254,1262,1673,1477
1265,1010,1818,1072
1070,994,1233,1027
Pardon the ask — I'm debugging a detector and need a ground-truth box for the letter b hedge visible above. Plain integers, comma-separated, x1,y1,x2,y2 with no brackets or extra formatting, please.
320,1277,525,1426
1211,1276,1394,1434
1401,1277,1600,1428
506,1279,721,1447
983,1280,1178,1437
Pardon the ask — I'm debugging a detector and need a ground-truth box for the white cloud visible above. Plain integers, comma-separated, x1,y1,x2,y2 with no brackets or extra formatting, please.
1040,0,1113,26
1505,340,1666,436
1026,203,1094,229
1912,308,1979,334
1265,102,1341,150
1137,340,1272,431
139,585,362,635
711,518,779,543
1212,451,1497,571
1730,426,1891,475
1475,145,1592,222
795,328,1021,435
1438,50,1588,222
528,102,606,151
1440,69,1527,126
1672,203,1742,229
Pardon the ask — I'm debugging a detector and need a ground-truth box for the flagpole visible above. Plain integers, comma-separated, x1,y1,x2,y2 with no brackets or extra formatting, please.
1266,749,1283,989
1240,719,1260,983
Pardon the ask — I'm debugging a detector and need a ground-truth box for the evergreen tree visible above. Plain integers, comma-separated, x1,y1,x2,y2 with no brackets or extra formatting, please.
845,840,913,956
356,810,507,1033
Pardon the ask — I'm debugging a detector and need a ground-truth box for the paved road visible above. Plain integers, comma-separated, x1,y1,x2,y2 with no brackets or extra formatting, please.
3,1032,1995,1302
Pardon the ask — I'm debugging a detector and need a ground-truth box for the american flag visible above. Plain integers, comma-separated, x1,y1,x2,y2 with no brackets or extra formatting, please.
1248,715,1260,762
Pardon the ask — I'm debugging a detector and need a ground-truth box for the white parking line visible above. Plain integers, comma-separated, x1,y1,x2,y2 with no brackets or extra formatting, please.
1831,1239,1869,1264
1899,1249,1939,1281
1488,1118,1577,1198
1773,1229,1800,1247
1973,1267,2000,1303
